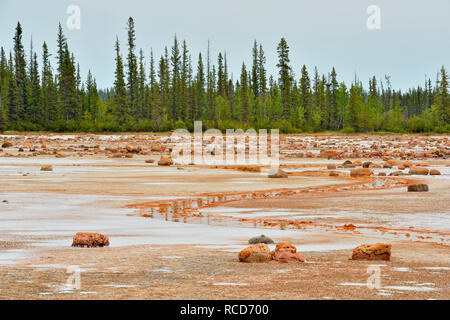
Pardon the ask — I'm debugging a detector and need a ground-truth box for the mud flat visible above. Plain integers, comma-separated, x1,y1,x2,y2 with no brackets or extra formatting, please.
0,133,449,299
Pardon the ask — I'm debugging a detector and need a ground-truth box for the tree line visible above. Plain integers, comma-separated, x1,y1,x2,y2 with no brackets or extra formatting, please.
0,17,448,133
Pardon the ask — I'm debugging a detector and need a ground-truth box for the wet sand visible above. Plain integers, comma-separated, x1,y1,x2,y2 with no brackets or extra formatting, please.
0,133,449,299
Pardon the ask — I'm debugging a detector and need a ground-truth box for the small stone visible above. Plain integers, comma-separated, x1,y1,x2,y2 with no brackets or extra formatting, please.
248,234,274,244
409,167,429,175
158,156,173,166
429,169,441,175
362,162,372,168
407,184,429,192
350,168,373,177
268,168,288,178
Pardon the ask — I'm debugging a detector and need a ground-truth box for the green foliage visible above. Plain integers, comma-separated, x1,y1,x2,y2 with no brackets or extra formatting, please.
0,18,448,133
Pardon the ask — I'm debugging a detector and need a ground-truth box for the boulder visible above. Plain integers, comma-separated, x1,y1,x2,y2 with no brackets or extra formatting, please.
429,169,441,175
378,172,386,176
55,152,66,158
351,243,391,261
353,160,362,166
268,168,288,178
409,167,429,175
327,164,337,170
272,242,305,263
125,145,142,153
248,234,274,245
1,141,12,148
407,184,429,192
151,144,165,152
158,156,173,166
403,161,413,168
343,160,352,166
238,243,272,263
329,171,339,176
40,165,53,171
72,232,110,248
350,168,373,177
389,171,404,176
145,159,155,164
384,160,398,168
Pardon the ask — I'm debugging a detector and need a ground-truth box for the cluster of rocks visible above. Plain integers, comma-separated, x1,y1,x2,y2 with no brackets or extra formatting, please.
0,135,174,160
324,158,442,178
238,242,305,263
282,136,449,160
239,236,392,263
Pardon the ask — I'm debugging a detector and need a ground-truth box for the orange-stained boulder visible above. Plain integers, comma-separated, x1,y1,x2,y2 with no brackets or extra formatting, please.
274,241,297,253
1,141,12,148
403,161,413,168
238,243,272,263
351,243,391,261
125,145,142,153
429,169,441,175
151,144,165,152
72,232,110,248
158,156,173,166
409,167,429,175
350,168,373,177
327,164,337,170
271,242,305,263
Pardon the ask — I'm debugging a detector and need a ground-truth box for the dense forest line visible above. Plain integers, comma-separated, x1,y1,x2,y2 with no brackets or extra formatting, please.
0,17,449,133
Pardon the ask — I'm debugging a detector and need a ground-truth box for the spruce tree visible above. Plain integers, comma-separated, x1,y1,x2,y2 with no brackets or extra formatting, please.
251,40,259,97
170,35,181,120
240,63,250,122
41,42,57,123
126,17,139,118
59,45,78,120
276,38,292,119
435,66,449,126
113,37,129,123
258,44,267,96
13,22,27,122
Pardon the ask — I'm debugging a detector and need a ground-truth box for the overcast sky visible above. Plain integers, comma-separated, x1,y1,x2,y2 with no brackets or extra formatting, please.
0,0,449,90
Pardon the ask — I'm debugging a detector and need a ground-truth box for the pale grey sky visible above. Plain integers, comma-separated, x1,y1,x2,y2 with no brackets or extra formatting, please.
0,0,449,90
